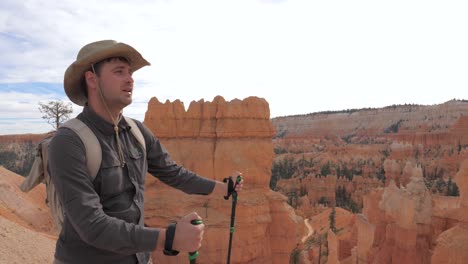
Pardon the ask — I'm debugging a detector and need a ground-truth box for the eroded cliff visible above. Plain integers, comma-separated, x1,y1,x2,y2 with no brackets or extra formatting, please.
143,96,303,263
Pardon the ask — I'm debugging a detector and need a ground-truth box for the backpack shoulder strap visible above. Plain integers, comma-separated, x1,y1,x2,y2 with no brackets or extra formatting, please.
61,118,102,180
124,116,146,152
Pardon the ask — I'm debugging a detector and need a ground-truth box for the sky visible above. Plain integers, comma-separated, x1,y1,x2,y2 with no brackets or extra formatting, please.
0,0,467,135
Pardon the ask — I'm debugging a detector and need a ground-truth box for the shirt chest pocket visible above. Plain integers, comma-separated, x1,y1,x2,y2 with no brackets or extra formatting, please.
99,151,128,197
128,145,143,160
126,146,144,184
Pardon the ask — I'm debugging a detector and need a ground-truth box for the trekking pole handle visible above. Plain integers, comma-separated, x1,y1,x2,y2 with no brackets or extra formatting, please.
188,220,203,263
223,174,243,200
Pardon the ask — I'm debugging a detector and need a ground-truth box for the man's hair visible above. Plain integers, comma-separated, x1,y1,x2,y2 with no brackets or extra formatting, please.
81,56,130,98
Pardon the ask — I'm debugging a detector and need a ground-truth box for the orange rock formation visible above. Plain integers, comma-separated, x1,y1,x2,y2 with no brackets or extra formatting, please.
292,159,468,264
349,161,468,264
143,96,303,263
431,160,468,264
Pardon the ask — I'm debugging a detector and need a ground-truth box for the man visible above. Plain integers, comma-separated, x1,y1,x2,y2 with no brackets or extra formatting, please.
49,40,243,264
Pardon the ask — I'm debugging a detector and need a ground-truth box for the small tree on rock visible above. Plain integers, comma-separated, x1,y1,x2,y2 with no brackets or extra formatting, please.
38,100,73,130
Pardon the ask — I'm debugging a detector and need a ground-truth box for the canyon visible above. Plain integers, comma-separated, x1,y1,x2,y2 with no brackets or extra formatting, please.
1,98,468,263
271,99,468,263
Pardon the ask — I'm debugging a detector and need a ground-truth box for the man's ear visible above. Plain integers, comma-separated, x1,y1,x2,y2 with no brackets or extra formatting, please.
84,71,97,91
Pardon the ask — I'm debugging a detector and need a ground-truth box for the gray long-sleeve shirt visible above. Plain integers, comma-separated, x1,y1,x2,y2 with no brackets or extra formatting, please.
48,106,216,263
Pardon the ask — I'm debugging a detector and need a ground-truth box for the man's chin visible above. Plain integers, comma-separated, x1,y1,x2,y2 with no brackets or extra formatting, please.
120,98,132,108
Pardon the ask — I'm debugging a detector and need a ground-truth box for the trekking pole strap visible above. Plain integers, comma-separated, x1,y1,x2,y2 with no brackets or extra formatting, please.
223,175,243,200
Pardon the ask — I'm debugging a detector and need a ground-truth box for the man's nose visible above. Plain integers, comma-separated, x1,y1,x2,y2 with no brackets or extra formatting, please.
127,73,134,84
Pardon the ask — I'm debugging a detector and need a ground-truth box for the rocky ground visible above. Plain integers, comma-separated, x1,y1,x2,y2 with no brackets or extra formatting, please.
0,166,57,263
0,216,55,263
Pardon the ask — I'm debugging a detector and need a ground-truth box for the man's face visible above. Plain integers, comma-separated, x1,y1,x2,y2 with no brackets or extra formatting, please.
96,59,134,110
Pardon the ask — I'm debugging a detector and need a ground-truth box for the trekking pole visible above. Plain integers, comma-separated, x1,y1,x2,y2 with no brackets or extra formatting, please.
189,219,203,264
223,175,243,264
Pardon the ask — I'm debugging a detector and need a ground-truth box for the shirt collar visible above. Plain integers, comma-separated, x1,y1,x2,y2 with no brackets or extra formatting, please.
82,105,130,136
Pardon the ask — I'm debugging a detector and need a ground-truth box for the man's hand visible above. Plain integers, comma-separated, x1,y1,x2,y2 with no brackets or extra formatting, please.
211,172,244,199
233,172,243,193
172,212,205,252
231,171,244,192
224,172,243,199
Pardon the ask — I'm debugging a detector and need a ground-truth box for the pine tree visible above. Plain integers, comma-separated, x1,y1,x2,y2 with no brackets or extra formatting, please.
38,100,73,130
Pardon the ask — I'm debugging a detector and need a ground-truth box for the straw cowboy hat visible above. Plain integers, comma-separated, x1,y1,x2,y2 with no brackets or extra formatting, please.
64,40,150,106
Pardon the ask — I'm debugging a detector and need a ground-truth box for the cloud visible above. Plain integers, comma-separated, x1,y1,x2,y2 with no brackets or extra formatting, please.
0,92,77,119
0,82,82,134
1,0,468,134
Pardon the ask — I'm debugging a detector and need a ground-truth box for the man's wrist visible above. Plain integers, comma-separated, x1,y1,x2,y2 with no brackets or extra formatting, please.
156,227,166,251
212,181,229,198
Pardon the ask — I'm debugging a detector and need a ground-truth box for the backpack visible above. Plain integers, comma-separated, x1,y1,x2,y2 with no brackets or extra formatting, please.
20,117,145,231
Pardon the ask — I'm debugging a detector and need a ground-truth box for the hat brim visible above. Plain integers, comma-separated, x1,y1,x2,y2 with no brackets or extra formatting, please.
64,42,150,106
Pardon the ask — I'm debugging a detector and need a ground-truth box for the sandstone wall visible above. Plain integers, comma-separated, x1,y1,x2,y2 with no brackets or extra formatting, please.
143,96,303,263
144,96,275,186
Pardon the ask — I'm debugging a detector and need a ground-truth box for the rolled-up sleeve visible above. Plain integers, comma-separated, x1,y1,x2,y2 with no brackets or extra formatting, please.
48,129,159,254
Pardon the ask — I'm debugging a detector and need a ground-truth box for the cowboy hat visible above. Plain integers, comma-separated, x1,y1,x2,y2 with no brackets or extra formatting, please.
64,40,150,106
